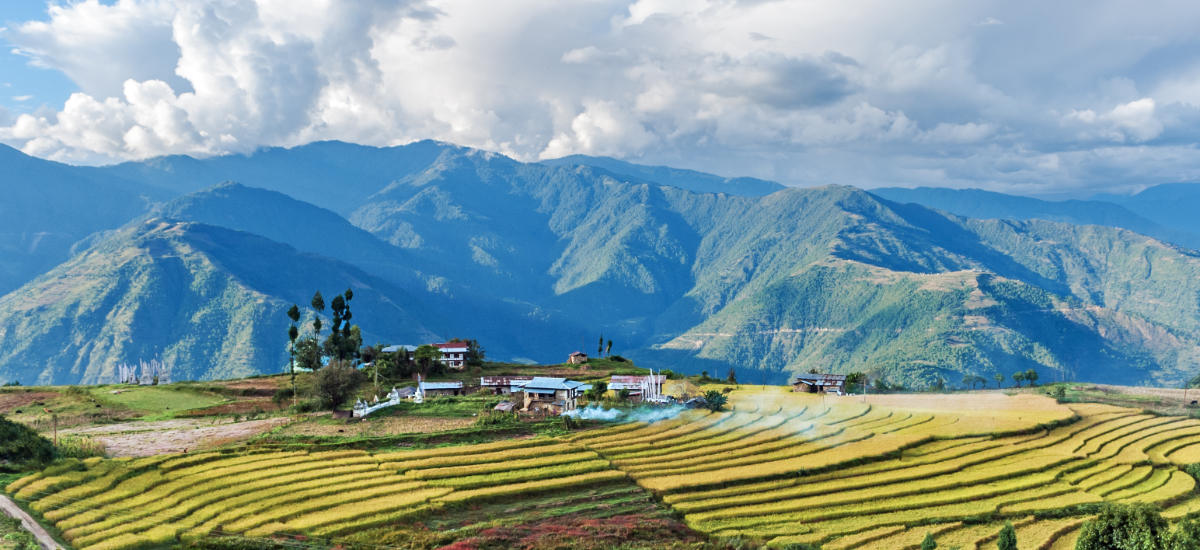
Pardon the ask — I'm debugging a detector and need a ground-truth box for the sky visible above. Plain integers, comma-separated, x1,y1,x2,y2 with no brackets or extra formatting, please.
3,1,1200,198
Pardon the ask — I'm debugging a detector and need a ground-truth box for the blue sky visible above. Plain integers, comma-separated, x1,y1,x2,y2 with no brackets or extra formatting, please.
2,1,1200,199
0,2,77,115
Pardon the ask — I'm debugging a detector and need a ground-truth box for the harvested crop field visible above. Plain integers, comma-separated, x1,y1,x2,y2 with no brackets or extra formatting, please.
56,418,291,457
0,391,59,414
12,387,1200,549
277,416,475,436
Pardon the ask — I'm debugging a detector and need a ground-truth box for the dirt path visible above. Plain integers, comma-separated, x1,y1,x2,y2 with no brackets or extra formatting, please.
0,495,63,550
59,417,291,457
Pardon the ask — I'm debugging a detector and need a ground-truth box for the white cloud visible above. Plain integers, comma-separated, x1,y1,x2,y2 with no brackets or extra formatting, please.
12,95,33,102
2,0,1200,197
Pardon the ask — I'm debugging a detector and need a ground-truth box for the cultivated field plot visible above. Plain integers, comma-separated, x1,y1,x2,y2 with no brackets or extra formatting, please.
10,387,1200,549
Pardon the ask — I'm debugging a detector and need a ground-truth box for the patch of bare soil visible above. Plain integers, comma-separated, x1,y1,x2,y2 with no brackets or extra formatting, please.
215,379,283,391
179,399,282,416
0,392,59,414
279,416,474,437
60,417,291,457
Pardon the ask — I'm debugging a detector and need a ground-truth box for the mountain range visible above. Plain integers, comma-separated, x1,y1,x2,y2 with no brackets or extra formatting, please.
1,141,1199,388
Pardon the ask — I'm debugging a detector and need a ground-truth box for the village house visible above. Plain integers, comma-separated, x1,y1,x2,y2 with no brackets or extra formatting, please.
609,375,667,403
568,351,588,364
480,376,534,395
420,380,464,397
792,374,847,394
522,377,587,414
434,342,470,369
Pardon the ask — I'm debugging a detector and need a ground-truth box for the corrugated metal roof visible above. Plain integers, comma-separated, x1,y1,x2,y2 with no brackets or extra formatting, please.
422,381,463,390
382,345,419,353
481,376,534,385
793,374,847,383
523,377,585,391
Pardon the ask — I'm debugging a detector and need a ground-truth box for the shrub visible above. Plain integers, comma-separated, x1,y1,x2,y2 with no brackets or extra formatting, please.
996,521,1016,550
703,390,727,412
1075,503,1172,550
921,532,937,550
271,388,294,406
609,355,627,362
313,362,363,410
0,415,55,471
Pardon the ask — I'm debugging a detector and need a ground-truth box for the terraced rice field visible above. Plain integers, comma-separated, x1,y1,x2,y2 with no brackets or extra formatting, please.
9,387,1200,549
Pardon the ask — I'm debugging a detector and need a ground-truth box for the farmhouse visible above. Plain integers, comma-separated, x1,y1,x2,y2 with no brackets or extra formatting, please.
480,376,534,394
568,351,588,364
434,342,470,369
522,377,587,414
792,374,847,394
421,380,464,397
609,375,667,402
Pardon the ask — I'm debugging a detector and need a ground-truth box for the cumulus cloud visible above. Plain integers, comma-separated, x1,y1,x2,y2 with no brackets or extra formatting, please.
3,0,1200,196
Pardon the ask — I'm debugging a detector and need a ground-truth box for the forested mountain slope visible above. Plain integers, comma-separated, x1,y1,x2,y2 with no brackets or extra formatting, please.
3,143,1200,386
871,186,1200,251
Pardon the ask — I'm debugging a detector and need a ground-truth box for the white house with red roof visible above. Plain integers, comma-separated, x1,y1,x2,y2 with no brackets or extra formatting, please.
434,342,470,369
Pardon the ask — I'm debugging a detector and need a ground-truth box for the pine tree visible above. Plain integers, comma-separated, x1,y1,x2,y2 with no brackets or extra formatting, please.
727,368,737,384
606,339,612,357
598,335,604,357
310,291,325,368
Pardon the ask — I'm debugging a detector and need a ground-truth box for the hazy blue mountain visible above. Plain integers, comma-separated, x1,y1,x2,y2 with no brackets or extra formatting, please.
5,143,1200,387
1092,183,1200,237
540,154,787,196
0,144,174,296
871,187,1200,251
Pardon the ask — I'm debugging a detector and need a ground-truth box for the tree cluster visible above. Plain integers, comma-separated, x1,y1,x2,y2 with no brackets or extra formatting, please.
1012,368,1039,388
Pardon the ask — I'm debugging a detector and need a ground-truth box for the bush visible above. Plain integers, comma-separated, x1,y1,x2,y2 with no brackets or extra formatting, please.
609,355,627,363
997,522,1016,550
313,363,364,410
0,415,56,471
1075,504,1172,550
271,388,294,406
703,390,727,412
921,532,937,550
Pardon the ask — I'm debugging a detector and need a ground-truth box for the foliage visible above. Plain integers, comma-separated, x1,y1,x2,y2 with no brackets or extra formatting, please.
703,390,727,412
996,521,1016,550
609,355,627,363
1074,504,1172,550
585,381,608,401
312,362,364,410
726,368,737,384
414,345,446,377
0,515,38,550
994,373,1005,388
448,338,487,366
0,415,56,470
921,532,937,550
271,387,294,406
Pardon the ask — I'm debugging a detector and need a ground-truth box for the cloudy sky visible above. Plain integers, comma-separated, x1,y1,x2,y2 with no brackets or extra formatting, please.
2,0,1200,197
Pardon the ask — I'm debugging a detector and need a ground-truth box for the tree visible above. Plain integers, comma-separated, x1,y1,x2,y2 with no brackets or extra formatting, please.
286,304,301,407
313,361,364,410
294,338,321,371
1075,504,1172,550
1173,518,1200,549
994,373,1005,389
845,372,866,393
962,373,973,390
606,339,612,357
1024,368,1039,386
586,381,608,402
703,390,727,412
921,532,937,550
1012,371,1026,388
617,388,631,401
414,344,445,377
726,368,737,384
449,338,487,366
996,522,1016,550
598,335,604,357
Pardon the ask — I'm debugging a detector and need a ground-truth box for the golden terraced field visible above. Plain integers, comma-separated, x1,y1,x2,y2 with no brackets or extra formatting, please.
8,386,1200,549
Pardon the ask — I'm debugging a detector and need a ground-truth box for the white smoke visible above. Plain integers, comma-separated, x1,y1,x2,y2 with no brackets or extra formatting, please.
564,404,684,423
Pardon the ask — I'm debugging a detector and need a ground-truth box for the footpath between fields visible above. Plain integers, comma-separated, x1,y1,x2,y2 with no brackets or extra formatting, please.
0,495,62,550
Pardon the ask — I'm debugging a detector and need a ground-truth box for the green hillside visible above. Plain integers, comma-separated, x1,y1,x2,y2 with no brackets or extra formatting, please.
0,220,443,384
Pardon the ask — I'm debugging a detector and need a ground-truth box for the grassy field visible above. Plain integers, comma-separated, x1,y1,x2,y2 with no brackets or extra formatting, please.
8,383,1200,549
